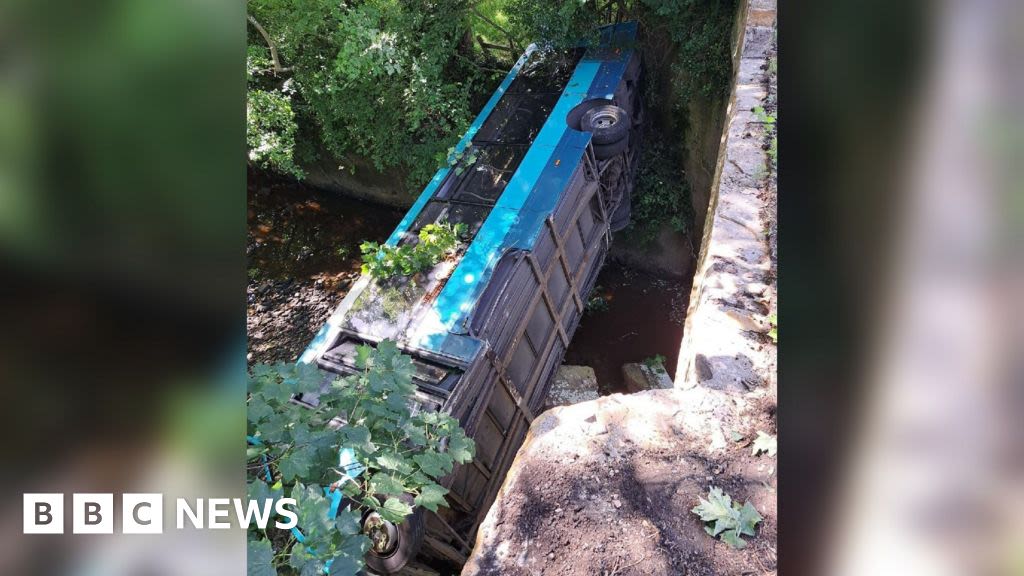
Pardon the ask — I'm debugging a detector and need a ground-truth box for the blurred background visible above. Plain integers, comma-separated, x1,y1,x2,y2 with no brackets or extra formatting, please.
781,0,1024,574
0,0,1022,574
0,0,246,574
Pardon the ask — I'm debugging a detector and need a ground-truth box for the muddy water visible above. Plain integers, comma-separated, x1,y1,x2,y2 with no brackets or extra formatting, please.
564,263,689,394
248,170,689,394
248,171,403,283
247,171,403,365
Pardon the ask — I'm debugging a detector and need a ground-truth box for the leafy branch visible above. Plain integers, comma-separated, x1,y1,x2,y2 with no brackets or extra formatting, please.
360,221,467,280
247,14,293,75
246,342,476,575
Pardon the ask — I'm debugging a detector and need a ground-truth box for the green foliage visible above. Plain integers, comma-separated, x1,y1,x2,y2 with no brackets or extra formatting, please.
247,539,277,576
246,342,476,575
753,106,775,125
447,146,480,175
247,88,304,179
626,138,691,245
585,288,609,315
753,106,777,171
767,312,777,343
246,0,502,187
244,0,738,203
360,221,467,280
752,431,776,457
503,0,602,49
692,486,762,549
639,0,736,100
643,354,668,373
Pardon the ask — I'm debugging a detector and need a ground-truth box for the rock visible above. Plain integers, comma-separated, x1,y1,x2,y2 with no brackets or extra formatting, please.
545,366,600,409
724,306,769,333
621,363,674,393
744,282,769,297
695,354,714,382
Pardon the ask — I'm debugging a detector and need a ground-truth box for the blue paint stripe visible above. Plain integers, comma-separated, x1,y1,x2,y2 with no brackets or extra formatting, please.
417,42,640,355
587,49,630,100
507,131,591,249
416,60,603,339
383,45,538,248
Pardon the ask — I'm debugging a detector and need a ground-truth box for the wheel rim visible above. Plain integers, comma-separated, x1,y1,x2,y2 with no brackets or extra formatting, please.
592,112,618,128
363,512,400,557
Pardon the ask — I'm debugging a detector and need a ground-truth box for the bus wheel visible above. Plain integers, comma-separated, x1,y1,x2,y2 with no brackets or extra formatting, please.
362,495,425,574
593,135,629,160
583,105,630,145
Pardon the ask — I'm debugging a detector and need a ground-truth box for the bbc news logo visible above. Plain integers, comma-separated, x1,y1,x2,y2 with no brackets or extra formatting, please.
23,494,298,534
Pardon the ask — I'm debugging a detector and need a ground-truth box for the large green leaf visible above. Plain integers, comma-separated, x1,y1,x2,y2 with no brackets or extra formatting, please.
736,501,763,536
258,413,289,443
293,482,333,541
247,401,273,424
374,451,413,474
691,486,734,522
691,486,762,549
278,445,315,481
368,472,406,496
719,529,747,549
247,479,281,507
447,432,475,464
327,553,363,576
335,508,362,536
414,484,448,513
413,451,453,478
291,362,325,394
378,497,413,524
354,344,373,369
246,539,276,576
342,425,377,454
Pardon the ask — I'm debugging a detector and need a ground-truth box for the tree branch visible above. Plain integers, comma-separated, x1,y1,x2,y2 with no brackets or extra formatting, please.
470,7,518,53
247,14,293,74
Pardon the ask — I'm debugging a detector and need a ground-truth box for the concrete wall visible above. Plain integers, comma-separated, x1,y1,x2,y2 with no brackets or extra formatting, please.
674,0,776,391
302,151,418,208
684,0,752,236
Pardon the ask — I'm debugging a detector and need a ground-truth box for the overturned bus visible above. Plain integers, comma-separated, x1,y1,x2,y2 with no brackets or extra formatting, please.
298,22,643,573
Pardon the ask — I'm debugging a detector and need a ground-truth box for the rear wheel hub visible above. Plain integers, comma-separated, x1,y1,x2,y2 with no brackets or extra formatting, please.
363,512,399,556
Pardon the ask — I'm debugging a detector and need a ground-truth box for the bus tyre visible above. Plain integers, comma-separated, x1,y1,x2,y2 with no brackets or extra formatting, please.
363,494,425,575
583,105,630,145
593,135,629,160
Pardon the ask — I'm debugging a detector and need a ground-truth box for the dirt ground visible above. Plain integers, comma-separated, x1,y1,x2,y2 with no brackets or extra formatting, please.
463,386,777,576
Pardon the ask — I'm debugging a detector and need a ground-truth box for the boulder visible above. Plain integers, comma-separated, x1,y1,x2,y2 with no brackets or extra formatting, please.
621,362,674,393
544,365,599,410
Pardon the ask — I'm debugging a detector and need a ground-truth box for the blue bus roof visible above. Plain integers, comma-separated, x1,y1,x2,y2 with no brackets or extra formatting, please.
302,22,638,366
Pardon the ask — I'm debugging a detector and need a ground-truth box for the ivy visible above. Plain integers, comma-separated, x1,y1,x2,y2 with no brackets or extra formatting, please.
625,137,692,245
360,221,467,280
246,341,475,575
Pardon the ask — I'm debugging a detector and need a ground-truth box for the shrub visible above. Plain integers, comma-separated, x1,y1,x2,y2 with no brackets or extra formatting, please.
246,341,475,575
360,222,467,280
